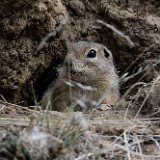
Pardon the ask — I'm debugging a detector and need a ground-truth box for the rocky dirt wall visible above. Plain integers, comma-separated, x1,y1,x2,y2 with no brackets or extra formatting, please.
0,0,67,104
0,0,160,113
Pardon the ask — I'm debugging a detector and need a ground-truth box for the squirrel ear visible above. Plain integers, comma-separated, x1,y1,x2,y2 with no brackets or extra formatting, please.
104,48,110,58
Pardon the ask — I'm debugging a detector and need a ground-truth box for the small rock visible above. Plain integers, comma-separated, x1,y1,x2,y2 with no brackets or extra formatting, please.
69,0,85,16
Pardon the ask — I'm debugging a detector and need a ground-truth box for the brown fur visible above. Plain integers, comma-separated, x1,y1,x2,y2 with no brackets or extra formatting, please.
41,41,119,111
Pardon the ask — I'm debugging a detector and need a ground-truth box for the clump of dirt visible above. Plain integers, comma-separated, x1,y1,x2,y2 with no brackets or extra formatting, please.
0,0,67,104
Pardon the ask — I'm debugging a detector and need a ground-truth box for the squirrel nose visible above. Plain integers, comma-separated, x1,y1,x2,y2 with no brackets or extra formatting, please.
64,60,72,68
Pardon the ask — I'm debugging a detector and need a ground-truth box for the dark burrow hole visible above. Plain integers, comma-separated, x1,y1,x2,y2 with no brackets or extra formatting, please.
33,57,64,103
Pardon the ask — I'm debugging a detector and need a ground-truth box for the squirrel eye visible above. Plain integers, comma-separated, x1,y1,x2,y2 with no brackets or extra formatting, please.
104,48,110,58
87,49,97,58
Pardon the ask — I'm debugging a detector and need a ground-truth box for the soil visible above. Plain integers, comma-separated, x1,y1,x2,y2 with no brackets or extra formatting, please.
0,0,160,159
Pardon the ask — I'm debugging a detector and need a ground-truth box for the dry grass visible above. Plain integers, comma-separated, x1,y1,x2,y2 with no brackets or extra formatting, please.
0,59,160,159
0,101,160,159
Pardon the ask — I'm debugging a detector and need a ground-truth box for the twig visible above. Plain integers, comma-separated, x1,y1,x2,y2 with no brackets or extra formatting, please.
75,153,95,160
124,83,145,120
120,67,143,84
120,58,160,85
0,94,7,102
65,80,97,91
0,118,30,127
149,137,160,150
37,18,67,52
134,75,160,119
96,19,134,47
136,59,160,83
121,82,146,100
135,134,144,160
124,131,131,160
0,100,43,115
0,104,5,112
115,144,160,158
121,59,160,105
122,44,155,74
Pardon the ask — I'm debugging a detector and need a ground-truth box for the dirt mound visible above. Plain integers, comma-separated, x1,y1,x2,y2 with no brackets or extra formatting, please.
0,0,67,104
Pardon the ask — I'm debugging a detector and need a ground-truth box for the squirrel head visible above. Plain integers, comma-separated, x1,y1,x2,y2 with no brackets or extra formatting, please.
64,41,115,77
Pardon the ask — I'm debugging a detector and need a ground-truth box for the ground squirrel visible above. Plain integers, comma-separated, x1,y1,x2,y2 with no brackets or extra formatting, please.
41,41,119,111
